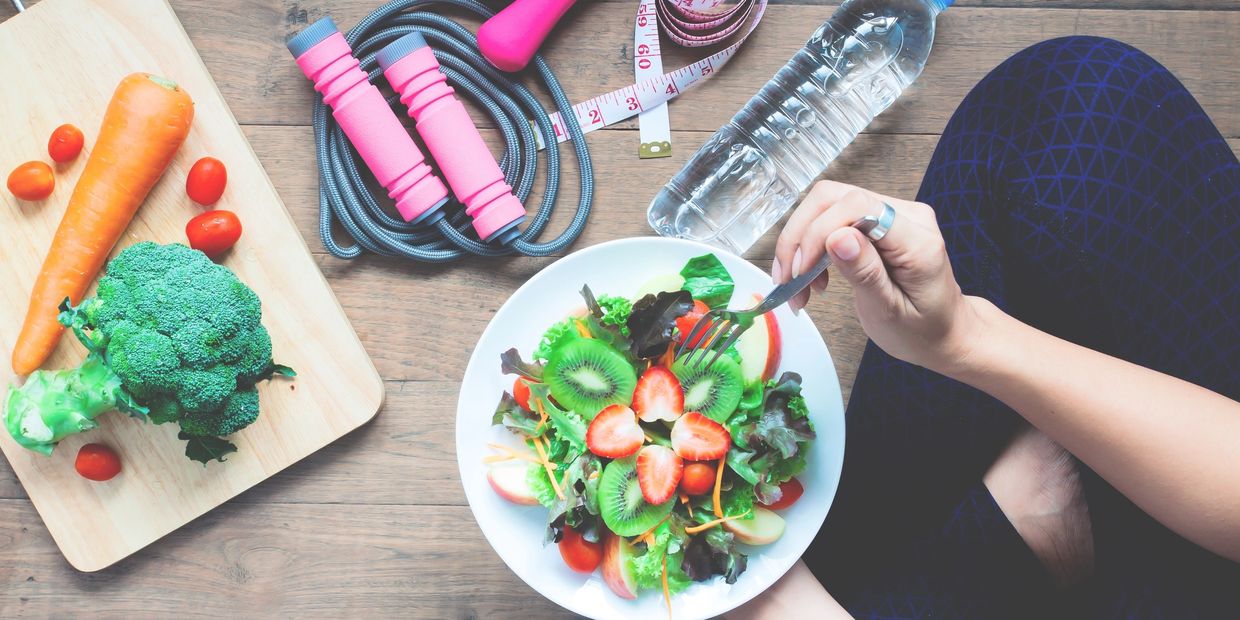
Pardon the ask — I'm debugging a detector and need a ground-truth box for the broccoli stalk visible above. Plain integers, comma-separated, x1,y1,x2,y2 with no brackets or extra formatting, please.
4,242,294,464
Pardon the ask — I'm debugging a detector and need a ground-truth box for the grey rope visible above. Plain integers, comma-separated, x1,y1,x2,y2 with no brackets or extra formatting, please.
312,0,594,262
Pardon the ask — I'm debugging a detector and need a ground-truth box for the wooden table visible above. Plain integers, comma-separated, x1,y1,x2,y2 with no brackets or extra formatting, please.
1,0,1236,616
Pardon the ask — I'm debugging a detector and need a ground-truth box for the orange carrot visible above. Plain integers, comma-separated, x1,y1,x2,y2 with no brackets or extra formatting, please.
12,73,194,375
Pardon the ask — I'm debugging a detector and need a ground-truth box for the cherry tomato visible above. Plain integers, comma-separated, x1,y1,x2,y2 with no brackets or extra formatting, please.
75,444,121,482
6,161,55,201
757,478,804,511
674,300,712,346
186,210,242,258
186,156,227,205
680,461,717,496
47,124,84,163
513,378,533,411
558,527,602,574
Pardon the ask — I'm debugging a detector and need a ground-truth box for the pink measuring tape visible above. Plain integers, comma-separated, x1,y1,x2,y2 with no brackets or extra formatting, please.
477,0,767,158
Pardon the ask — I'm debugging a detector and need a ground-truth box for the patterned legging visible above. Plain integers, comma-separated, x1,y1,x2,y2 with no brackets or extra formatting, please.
804,36,1240,618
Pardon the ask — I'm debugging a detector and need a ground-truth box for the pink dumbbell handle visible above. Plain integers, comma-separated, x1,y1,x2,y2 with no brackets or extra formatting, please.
379,33,526,243
288,18,448,223
478,0,579,73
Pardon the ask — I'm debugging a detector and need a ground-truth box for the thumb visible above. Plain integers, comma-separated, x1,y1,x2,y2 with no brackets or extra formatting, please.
827,227,895,302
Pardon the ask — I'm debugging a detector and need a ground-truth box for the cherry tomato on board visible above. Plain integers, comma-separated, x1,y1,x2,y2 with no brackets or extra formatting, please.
186,156,227,205
186,210,243,258
6,161,55,201
47,124,85,163
757,478,804,511
679,461,717,496
558,527,602,574
75,444,121,482
512,378,533,411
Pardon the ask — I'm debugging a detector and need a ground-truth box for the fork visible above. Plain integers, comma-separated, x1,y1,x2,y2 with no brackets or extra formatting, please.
676,215,883,369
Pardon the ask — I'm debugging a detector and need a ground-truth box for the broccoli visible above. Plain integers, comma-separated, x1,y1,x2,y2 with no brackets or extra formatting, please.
4,242,293,463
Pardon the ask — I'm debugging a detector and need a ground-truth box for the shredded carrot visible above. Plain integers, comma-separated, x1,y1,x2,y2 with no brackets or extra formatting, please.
661,552,672,620
679,493,694,519
636,513,673,546
659,341,676,368
485,443,551,467
712,458,725,518
531,435,564,500
575,319,592,338
685,509,751,535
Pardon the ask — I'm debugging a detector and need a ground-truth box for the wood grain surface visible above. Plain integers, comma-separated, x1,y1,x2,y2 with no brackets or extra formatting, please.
0,0,1236,616
0,0,381,573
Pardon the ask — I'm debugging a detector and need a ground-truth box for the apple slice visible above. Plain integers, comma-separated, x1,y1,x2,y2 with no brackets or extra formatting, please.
634,273,685,299
723,506,786,546
735,293,781,383
487,463,539,506
600,533,640,599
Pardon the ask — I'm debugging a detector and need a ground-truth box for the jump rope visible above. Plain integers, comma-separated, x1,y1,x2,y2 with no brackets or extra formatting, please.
288,0,763,263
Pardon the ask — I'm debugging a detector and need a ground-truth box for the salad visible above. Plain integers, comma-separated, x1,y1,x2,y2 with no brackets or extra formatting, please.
485,253,817,611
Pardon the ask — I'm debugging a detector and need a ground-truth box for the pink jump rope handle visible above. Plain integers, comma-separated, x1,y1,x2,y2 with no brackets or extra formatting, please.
379,33,526,243
287,17,449,223
477,0,580,72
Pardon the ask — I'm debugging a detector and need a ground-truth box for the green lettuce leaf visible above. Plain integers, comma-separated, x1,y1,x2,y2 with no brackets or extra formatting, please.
500,348,543,381
527,463,558,509
632,520,693,594
533,319,580,362
493,392,543,436
680,254,734,308
527,383,587,454
725,373,816,505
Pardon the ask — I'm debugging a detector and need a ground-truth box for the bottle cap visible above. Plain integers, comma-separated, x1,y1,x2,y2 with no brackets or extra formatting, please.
286,16,340,58
376,32,429,71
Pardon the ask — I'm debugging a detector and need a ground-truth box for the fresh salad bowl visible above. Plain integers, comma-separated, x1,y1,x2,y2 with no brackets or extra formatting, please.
457,237,845,620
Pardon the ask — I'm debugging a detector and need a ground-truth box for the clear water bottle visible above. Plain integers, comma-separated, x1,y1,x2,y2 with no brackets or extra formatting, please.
648,0,951,254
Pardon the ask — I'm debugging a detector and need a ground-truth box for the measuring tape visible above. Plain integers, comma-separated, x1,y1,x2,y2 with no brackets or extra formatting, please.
536,0,767,155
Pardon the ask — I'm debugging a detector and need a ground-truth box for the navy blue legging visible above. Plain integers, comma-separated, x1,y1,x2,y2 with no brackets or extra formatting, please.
804,36,1240,618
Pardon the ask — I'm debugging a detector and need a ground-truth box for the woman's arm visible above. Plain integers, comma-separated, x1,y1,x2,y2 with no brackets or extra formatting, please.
773,181,1240,563
949,298,1240,561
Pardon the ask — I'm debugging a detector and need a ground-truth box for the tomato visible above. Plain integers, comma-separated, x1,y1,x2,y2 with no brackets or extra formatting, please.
6,161,55,201
680,461,716,496
512,378,533,410
674,300,712,346
186,210,243,258
757,478,804,510
186,156,227,205
47,124,84,163
75,444,121,481
559,527,602,573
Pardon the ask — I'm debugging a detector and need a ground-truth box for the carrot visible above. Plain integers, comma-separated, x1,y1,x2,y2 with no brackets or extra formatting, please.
684,509,751,534
12,73,193,375
712,458,726,518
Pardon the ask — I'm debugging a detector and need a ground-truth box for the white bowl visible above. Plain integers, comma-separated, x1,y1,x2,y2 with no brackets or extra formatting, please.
456,237,845,620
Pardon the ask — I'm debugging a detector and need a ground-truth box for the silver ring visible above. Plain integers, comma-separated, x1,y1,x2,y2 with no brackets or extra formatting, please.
855,202,896,242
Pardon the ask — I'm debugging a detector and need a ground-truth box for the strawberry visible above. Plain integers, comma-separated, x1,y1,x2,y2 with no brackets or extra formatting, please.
671,412,731,461
636,445,683,505
632,366,684,423
674,300,712,347
586,405,644,458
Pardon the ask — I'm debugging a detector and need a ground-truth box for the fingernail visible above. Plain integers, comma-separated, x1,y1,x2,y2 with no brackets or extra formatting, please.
831,233,861,261
792,248,803,278
811,277,828,292
771,258,782,283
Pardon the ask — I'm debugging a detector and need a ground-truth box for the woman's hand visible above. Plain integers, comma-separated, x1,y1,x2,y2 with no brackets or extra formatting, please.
773,180,985,373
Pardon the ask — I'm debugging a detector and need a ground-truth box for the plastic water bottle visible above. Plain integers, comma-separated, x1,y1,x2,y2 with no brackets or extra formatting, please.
648,0,951,254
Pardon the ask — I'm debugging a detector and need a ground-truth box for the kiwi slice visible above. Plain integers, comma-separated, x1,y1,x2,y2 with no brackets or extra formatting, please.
672,353,744,423
544,338,637,419
599,455,675,537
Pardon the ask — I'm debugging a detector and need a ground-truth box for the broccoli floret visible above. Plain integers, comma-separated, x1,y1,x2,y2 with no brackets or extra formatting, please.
4,242,294,463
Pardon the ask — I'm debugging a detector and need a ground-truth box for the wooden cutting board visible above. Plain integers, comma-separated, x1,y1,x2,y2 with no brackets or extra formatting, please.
0,0,383,571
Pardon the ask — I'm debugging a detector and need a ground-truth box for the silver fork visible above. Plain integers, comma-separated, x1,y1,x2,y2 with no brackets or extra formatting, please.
676,215,883,369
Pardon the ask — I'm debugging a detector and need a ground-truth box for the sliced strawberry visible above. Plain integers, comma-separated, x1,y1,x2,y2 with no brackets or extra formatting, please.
632,366,684,423
674,300,712,346
586,405,644,458
671,412,731,461
636,445,683,505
